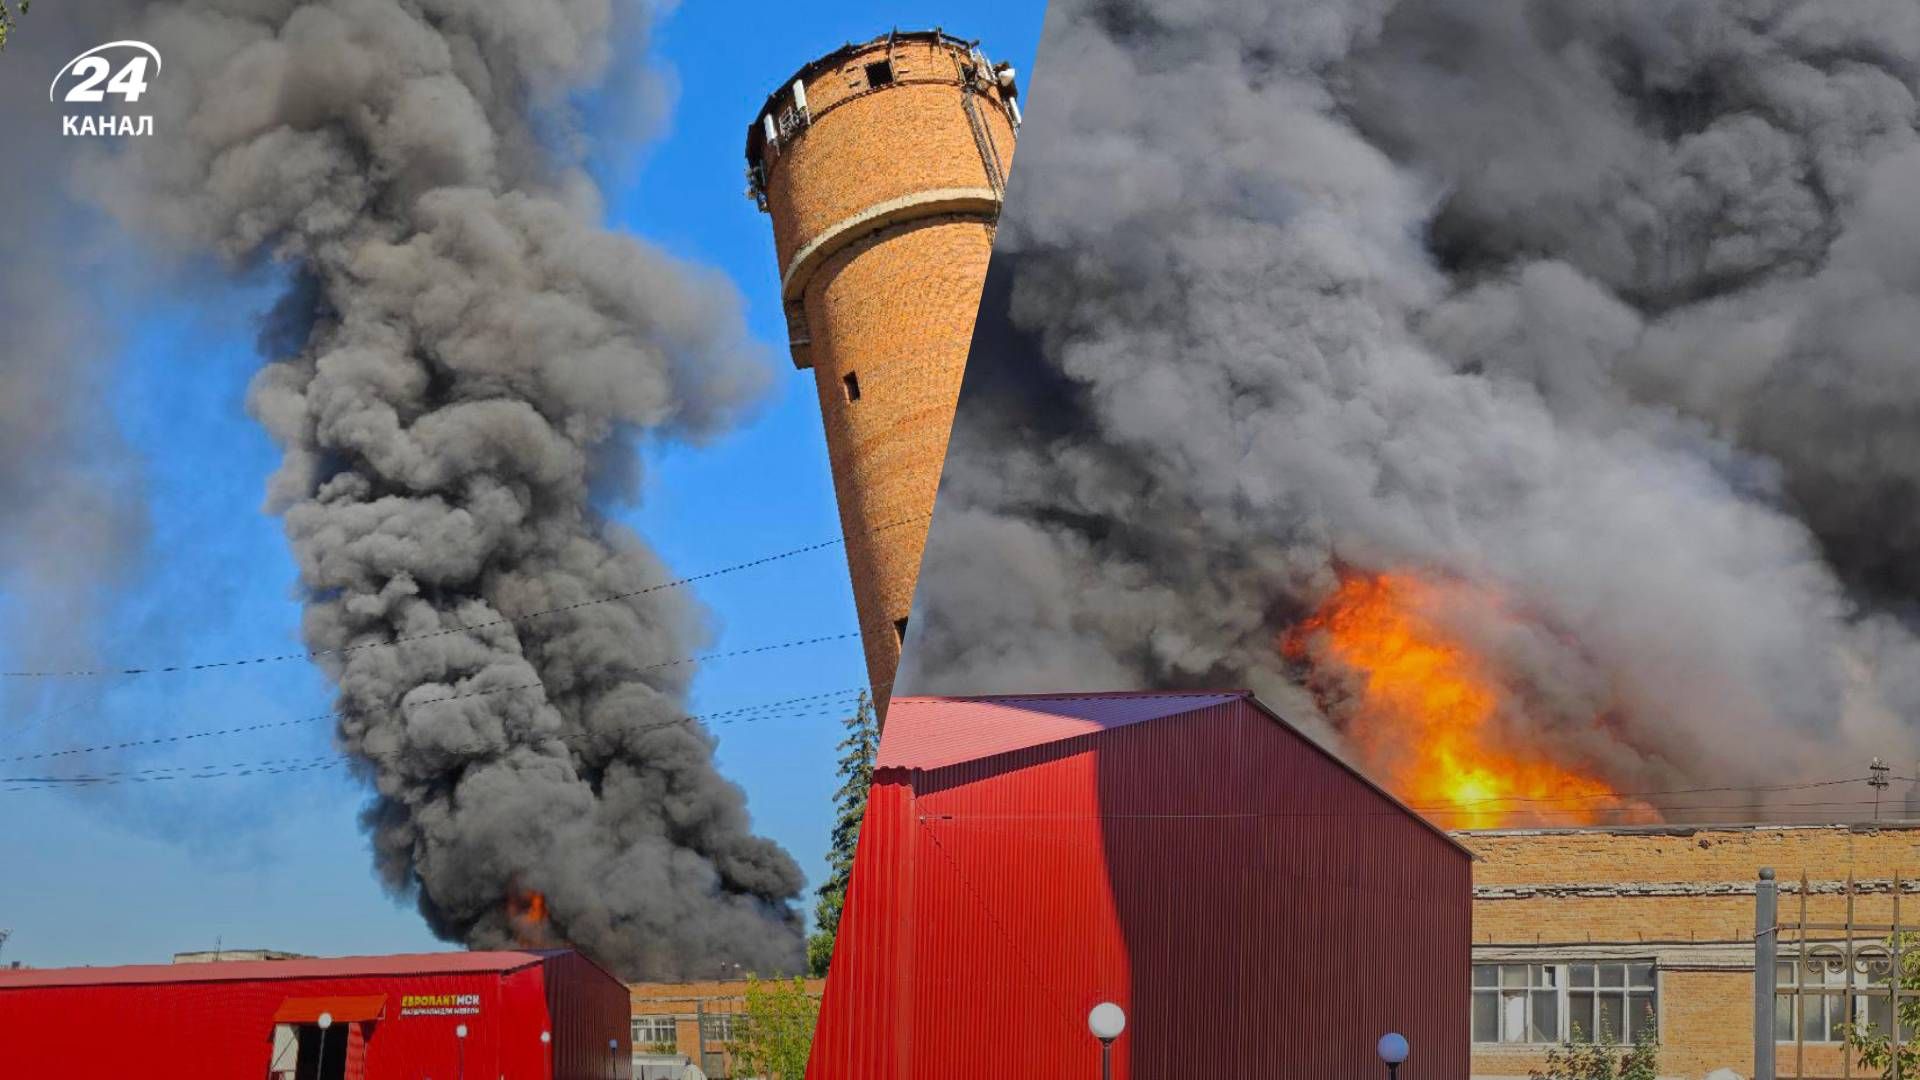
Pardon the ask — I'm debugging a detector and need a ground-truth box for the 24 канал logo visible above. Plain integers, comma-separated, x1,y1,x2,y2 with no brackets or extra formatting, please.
50,40,160,137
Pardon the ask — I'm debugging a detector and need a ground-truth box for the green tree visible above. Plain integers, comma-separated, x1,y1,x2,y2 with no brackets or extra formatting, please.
807,690,876,976
0,1,29,51
727,975,819,1080
1528,1014,1658,1080
1846,933,1920,1078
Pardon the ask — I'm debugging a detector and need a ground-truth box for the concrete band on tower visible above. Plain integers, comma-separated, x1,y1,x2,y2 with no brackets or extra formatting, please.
746,29,1020,718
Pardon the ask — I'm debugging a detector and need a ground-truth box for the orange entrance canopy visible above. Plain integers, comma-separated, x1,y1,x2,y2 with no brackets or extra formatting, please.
272,995,386,1024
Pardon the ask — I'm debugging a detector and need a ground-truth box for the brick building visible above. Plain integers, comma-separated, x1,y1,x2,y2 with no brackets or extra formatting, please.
1458,822,1920,1080
627,977,825,1079
745,30,1019,715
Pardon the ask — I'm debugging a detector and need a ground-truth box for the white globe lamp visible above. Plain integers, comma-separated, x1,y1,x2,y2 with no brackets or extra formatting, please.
1087,1002,1126,1080
1378,1032,1410,1079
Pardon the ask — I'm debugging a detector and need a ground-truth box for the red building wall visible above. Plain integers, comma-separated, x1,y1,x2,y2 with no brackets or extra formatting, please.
810,695,1473,1079
0,950,631,1080
541,948,635,1079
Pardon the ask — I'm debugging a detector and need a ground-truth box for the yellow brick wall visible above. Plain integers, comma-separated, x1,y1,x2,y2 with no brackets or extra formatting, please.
754,34,1016,713
1461,824,1920,1080
629,978,827,1075
802,217,997,710
762,38,1016,270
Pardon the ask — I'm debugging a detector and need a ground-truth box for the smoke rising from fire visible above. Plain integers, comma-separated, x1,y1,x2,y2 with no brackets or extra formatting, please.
44,0,801,976
903,0,1920,821
0,4,151,705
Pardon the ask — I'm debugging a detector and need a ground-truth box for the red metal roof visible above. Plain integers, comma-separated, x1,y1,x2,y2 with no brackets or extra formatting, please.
880,690,1474,857
878,690,1249,770
0,950,545,989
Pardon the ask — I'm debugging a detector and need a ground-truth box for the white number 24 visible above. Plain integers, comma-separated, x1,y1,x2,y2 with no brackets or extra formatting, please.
65,55,150,103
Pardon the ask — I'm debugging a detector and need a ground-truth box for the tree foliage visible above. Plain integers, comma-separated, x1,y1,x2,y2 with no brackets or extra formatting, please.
0,1,28,51
727,975,819,1080
1846,933,1920,1079
1528,1020,1658,1080
807,691,876,976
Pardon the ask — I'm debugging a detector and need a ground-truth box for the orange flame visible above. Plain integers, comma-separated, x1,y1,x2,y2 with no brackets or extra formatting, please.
1284,571,1656,829
506,884,552,947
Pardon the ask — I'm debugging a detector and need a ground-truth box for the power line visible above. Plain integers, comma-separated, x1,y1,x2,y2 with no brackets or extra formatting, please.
915,800,1908,823
2,694,868,792
5,685,865,765
913,781,1903,823
0,514,926,680
1433,775,1875,809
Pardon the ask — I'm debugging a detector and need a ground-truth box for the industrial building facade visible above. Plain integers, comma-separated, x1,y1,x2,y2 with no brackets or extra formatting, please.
1459,822,1920,1080
810,691,1475,1079
626,977,825,1079
0,949,631,1079
746,30,1019,714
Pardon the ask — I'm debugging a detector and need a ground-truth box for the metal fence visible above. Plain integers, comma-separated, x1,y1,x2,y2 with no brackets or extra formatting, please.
1757,868,1913,1080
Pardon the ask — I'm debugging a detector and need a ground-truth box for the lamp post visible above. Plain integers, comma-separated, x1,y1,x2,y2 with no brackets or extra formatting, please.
1087,1002,1125,1080
456,1023,468,1080
315,1012,333,1080
1378,1032,1409,1080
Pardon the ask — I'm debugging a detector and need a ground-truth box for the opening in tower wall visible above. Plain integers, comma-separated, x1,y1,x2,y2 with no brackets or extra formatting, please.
843,372,862,402
864,60,894,87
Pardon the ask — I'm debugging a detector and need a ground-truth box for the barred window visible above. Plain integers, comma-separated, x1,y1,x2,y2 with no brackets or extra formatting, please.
1776,958,1911,1043
1473,962,1658,1044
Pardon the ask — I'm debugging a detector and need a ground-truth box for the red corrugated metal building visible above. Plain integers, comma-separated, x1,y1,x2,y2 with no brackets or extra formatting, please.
0,949,631,1079
808,690,1474,1079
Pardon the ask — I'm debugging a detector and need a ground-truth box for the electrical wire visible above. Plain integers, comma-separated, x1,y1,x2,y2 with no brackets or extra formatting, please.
0,624,859,748
1,692,870,792
0,514,926,679
1431,775,1877,809
3,685,866,765
913,786,1905,823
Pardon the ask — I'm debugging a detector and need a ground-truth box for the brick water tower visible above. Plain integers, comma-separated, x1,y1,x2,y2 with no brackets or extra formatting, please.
746,29,1020,715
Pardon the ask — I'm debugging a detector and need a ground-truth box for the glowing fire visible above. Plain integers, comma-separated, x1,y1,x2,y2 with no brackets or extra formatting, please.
506,884,552,947
1283,571,1655,829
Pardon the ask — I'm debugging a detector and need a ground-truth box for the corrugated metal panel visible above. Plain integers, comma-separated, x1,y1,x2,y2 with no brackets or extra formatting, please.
811,694,1472,1080
0,949,627,1079
0,949,545,988
540,948,633,1079
808,771,920,1078
879,691,1248,770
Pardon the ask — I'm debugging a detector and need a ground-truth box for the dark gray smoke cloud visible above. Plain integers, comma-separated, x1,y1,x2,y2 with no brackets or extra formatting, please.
903,0,1920,815
40,0,801,976
0,4,151,703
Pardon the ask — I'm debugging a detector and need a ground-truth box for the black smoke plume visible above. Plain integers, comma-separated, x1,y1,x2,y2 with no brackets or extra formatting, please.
904,0,1920,814
22,0,803,976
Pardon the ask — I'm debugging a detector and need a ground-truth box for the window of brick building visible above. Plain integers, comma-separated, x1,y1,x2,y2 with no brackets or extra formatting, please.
700,1013,741,1043
1776,958,1908,1043
1473,962,1656,1044
864,60,894,87
631,1016,677,1051
842,371,861,402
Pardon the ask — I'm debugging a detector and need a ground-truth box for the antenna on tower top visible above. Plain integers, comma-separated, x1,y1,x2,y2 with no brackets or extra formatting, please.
0,928,12,962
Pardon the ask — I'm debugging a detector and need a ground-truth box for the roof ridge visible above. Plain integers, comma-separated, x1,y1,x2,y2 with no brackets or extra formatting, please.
890,690,1248,702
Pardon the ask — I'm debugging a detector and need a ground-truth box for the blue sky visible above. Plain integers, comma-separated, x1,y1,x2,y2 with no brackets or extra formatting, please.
0,1,1044,970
